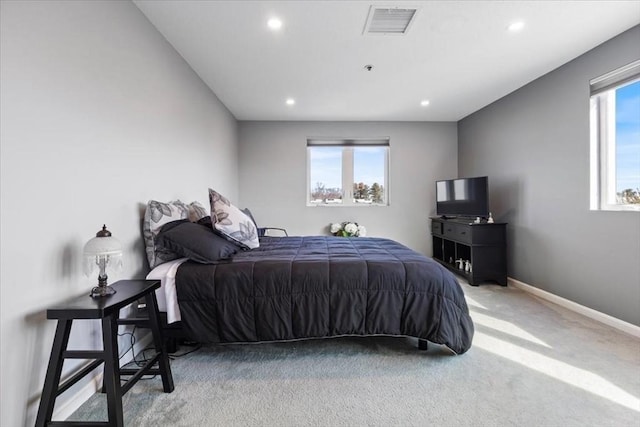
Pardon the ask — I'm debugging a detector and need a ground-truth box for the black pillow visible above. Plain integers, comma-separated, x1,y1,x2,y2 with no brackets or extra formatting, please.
156,219,239,264
197,216,212,227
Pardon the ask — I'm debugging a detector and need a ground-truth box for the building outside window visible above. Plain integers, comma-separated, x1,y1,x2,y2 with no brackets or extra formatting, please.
307,138,389,206
590,60,640,211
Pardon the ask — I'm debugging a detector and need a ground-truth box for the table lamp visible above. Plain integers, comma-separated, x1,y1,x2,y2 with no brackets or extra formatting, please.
83,225,123,297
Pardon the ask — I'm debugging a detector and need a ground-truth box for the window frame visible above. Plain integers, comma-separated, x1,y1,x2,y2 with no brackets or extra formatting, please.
306,138,390,207
589,60,640,212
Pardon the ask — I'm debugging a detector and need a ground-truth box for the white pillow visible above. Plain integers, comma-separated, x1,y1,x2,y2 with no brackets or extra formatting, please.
187,201,208,222
208,189,259,249
143,200,209,268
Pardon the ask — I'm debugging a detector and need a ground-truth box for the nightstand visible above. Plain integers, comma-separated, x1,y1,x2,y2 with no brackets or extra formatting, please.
35,280,174,427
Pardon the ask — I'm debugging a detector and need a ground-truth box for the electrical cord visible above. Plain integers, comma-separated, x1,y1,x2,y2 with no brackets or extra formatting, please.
169,342,202,359
117,325,137,361
117,326,203,380
119,346,158,380
117,325,159,380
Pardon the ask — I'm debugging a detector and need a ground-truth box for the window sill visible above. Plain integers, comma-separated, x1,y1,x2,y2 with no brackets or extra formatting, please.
591,204,640,212
307,203,389,207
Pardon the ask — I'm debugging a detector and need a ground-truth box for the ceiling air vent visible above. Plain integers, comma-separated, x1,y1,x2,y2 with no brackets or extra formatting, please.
363,6,418,35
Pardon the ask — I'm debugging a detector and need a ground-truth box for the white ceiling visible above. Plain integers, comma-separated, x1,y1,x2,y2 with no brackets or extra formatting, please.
134,1,640,122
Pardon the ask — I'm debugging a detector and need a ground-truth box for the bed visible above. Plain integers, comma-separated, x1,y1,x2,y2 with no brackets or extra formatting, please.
143,195,474,355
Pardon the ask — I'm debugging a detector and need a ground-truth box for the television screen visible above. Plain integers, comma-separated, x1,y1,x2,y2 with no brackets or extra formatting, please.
436,176,489,217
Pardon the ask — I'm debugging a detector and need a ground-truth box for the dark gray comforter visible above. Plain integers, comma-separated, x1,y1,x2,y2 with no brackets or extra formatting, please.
175,236,474,354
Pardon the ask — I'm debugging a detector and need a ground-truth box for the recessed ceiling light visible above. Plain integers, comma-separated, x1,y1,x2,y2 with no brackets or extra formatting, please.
508,21,525,32
420,100,430,107
286,98,295,106
268,18,283,30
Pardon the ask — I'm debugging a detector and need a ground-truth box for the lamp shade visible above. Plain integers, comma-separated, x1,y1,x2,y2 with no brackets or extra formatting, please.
83,224,122,256
83,235,122,256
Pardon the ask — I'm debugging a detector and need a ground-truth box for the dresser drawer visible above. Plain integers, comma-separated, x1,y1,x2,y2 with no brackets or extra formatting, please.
443,223,472,244
431,221,443,235
442,223,456,239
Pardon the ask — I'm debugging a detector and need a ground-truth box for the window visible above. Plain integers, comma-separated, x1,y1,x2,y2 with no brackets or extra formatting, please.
307,138,389,206
590,60,640,211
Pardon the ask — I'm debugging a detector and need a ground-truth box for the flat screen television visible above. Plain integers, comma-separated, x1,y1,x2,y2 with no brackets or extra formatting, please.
436,176,489,218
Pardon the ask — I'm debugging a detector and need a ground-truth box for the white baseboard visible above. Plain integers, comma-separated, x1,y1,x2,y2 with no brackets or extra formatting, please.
508,277,640,339
51,331,154,421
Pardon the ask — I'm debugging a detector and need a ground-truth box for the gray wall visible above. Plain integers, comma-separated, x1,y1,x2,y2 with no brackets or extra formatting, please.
238,121,457,255
458,26,640,326
0,1,238,425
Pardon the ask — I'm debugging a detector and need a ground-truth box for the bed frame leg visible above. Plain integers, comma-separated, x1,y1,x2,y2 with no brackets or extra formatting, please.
166,337,177,354
418,339,428,350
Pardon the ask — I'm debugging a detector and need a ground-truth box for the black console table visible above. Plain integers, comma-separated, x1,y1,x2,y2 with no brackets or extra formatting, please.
431,217,507,286
35,280,174,427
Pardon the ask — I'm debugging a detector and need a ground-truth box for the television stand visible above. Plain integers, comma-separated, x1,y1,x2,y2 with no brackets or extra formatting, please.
430,217,507,286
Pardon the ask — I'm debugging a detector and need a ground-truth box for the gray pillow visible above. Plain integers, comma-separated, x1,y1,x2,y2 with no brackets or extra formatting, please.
156,220,239,264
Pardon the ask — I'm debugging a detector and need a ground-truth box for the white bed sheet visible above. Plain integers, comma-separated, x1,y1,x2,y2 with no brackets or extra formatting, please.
146,258,188,324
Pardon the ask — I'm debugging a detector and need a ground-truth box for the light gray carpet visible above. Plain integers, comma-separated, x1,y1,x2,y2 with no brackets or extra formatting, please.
68,281,640,426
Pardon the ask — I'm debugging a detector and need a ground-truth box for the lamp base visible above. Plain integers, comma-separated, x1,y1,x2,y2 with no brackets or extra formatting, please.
90,284,116,298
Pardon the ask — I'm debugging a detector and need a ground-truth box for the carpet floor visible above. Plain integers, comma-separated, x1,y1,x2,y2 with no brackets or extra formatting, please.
68,280,640,426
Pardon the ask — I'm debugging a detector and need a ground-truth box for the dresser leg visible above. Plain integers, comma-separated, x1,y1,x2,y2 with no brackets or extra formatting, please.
35,319,72,427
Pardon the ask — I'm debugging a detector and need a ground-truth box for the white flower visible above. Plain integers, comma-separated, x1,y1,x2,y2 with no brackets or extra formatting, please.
331,221,366,237
344,223,358,235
